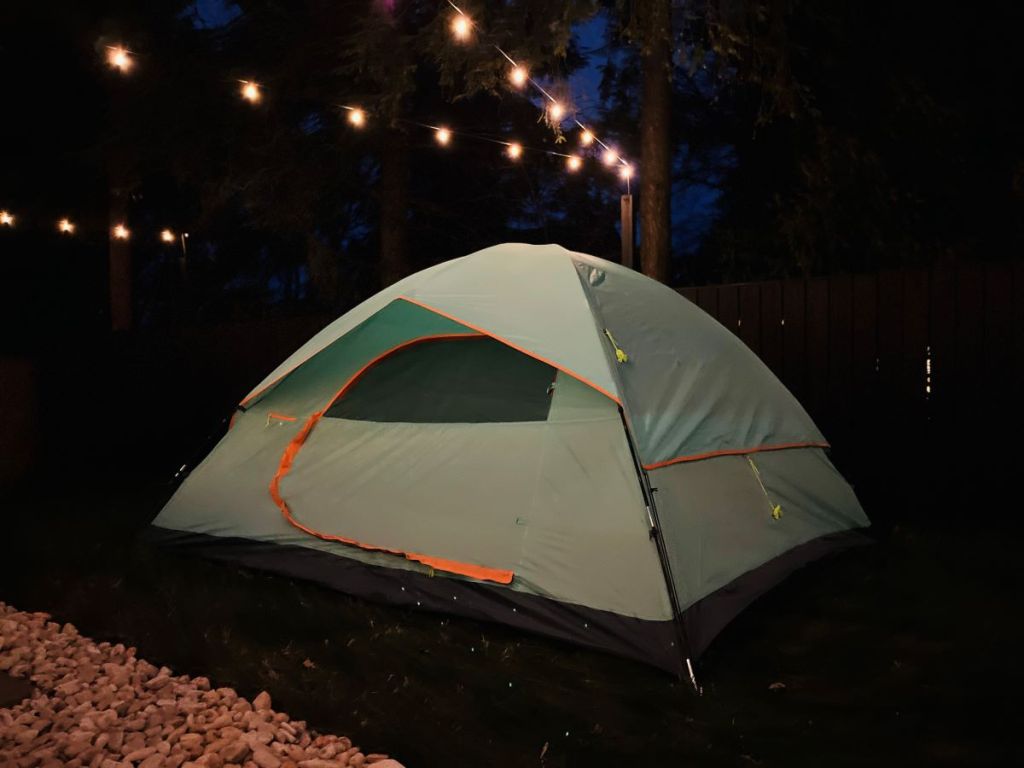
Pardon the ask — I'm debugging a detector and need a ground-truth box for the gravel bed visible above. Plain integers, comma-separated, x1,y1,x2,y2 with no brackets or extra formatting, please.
0,603,403,768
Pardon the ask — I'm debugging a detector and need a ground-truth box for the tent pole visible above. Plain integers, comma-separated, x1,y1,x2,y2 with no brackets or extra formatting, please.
616,407,702,695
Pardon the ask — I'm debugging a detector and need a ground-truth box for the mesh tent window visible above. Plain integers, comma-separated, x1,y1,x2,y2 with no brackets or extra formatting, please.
324,336,557,423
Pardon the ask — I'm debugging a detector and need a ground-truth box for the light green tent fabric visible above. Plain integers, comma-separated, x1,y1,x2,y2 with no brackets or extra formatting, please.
152,243,868,672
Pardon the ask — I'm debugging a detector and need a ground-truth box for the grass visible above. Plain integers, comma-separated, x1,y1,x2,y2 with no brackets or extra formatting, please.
1,473,1021,767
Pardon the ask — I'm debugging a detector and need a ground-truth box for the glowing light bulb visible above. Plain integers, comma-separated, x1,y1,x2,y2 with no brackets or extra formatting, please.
160,228,175,243
451,14,472,41
579,129,594,146
435,127,452,146
58,218,76,234
347,107,366,128
619,163,633,180
106,46,133,73
509,65,528,88
548,102,565,122
602,148,619,166
506,142,522,160
566,155,582,172
112,223,130,240
0,210,14,226
240,81,262,104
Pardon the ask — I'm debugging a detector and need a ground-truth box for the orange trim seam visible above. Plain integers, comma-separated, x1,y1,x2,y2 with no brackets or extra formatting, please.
269,332,514,585
642,440,830,470
396,295,622,405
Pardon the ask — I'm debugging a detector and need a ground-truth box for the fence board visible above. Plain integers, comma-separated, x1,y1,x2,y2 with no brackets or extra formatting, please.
805,279,830,427
760,281,783,375
718,284,739,337
955,264,985,424
679,286,698,304
781,279,807,401
738,284,761,355
827,275,853,438
851,273,878,405
901,269,930,433
928,266,957,429
983,263,1014,407
876,270,905,419
697,286,719,320
1015,262,1024,394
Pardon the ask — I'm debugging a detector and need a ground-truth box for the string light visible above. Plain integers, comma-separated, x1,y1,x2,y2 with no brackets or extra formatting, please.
159,228,175,243
548,102,565,122
619,164,633,180
566,154,582,172
450,14,472,42
106,46,133,73
602,148,619,166
579,129,594,146
347,107,366,128
509,65,528,89
58,218,76,234
112,223,130,240
435,127,452,146
0,210,14,227
506,142,522,160
240,80,262,104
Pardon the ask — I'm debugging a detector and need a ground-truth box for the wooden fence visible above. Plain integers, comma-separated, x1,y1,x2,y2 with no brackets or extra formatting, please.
679,261,1024,510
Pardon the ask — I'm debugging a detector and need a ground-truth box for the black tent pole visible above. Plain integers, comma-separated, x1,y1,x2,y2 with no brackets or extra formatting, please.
617,406,702,695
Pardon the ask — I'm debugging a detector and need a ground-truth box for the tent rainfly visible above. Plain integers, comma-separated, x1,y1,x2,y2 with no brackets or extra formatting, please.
150,243,869,676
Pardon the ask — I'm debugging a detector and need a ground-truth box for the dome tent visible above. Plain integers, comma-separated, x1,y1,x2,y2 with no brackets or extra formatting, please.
150,243,868,675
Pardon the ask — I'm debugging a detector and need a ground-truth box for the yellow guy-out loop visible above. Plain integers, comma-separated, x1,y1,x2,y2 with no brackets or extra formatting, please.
603,329,629,364
747,456,783,520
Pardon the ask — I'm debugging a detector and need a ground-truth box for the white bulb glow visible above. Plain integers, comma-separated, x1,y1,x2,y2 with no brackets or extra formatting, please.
509,65,528,88
451,15,472,41
506,142,522,160
240,81,262,103
347,108,366,128
107,46,133,73
435,127,452,146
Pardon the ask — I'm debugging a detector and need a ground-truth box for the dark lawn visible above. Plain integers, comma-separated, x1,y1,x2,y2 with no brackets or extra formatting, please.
1,475,1020,767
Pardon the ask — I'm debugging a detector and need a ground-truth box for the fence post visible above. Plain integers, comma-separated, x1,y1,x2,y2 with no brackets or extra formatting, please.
620,194,634,269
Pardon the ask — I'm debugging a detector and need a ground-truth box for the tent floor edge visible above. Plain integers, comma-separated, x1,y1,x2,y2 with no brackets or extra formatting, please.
141,526,682,675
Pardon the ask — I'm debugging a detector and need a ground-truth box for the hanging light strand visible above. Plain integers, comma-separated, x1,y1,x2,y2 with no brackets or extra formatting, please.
444,0,631,179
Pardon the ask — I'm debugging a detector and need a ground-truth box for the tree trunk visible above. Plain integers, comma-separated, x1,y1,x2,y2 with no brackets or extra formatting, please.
305,233,339,308
378,126,411,288
639,0,673,283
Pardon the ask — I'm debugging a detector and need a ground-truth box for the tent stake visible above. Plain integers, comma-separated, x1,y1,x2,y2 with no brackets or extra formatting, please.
685,657,703,696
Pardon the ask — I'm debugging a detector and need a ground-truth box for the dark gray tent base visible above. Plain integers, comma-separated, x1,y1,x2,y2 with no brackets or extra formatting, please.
144,526,866,675
681,530,870,658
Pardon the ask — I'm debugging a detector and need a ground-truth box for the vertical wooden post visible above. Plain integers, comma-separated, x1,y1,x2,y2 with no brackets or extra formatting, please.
109,204,132,332
620,194,634,269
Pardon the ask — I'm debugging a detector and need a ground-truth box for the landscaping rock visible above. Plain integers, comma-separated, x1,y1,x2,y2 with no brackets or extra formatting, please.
0,602,404,768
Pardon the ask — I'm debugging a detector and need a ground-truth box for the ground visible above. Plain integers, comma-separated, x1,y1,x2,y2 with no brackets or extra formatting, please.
0,475,1020,767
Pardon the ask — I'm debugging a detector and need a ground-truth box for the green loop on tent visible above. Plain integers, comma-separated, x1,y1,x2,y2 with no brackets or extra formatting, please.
747,456,784,521
603,329,629,364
